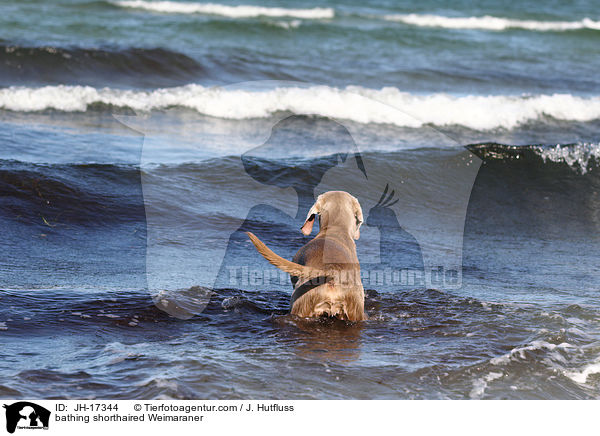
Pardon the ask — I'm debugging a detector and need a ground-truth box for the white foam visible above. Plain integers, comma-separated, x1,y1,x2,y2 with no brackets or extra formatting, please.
490,341,573,365
534,143,600,174
470,371,503,399
565,361,600,384
271,19,302,29
2,84,600,130
0,322,7,330
384,14,600,32
113,1,334,19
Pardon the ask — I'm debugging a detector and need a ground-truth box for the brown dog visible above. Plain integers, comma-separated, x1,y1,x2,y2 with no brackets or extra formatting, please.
246,191,366,321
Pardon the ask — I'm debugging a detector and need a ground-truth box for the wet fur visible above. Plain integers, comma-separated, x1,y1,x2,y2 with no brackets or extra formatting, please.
246,191,366,321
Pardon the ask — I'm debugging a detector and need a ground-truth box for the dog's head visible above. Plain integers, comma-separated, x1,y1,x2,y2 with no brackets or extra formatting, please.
301,191,363,239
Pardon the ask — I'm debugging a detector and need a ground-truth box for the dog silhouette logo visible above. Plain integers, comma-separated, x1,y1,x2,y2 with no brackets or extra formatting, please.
3,402,50,433
116,80,481,318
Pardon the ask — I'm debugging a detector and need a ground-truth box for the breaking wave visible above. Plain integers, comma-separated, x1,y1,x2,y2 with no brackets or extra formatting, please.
383,13,600,32
111,0,334,19
2,84,600,130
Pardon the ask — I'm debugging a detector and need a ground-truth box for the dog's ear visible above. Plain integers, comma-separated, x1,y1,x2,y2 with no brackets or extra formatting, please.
352,196,363,240
301,199,321,236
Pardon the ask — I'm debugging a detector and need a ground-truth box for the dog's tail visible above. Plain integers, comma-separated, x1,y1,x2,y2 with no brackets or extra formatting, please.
246,232,323,281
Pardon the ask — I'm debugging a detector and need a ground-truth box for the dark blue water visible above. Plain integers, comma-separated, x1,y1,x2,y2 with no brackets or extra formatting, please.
0,0,599,399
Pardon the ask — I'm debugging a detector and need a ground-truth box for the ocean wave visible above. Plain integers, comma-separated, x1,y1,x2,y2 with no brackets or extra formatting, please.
2,84,600,130
0,161,144,225
1,146,596,237
534,143,600,175
489,340,573,365
469,142,600,174
0,44,205,86
565,360,600,384
112,0,334,19
383,13,600,32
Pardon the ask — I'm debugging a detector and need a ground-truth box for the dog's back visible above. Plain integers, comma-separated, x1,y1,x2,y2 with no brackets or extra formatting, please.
246,190,366,322
289,235,364,320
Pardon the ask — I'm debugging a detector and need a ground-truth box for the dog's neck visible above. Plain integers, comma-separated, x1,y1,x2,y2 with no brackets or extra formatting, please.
315,225,355,245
